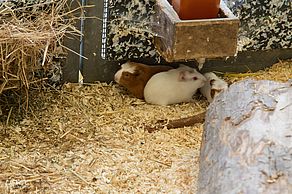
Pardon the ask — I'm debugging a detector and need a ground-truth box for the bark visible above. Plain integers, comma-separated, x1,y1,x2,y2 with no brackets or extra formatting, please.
198,79,292,194
145,112,205,133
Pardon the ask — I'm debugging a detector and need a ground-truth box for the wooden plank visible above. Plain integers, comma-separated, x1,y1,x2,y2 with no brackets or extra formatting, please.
82,0,119,83
174,21,238,60
63,0,81,83
153,0,177,61
154,0,239,62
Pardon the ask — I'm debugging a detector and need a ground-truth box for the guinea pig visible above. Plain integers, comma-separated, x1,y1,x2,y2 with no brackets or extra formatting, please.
114,62,173,99
144,64,207,106
199,72,228,103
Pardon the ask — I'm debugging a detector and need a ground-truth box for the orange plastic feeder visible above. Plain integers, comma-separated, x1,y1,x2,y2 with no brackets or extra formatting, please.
172,0,221,20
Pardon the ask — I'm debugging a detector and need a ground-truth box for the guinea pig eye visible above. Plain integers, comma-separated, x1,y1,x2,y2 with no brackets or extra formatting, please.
193,77,197,80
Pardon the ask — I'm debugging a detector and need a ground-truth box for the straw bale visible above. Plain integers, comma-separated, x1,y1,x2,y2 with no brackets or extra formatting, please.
0,0,81,115
0,60,291,193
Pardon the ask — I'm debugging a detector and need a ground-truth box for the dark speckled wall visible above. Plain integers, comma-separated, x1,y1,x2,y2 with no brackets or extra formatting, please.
106,0,160,62
107,0,159,60
105,0,291,62
225,0,291,51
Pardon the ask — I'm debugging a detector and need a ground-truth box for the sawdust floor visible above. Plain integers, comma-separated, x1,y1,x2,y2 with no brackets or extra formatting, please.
0,60,291,193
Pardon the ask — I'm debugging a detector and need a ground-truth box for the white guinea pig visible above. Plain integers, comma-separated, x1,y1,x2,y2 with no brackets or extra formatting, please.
199,72,228,103
144,65,207,106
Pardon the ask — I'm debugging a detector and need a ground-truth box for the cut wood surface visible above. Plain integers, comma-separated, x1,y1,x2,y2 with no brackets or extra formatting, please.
198,79,292,194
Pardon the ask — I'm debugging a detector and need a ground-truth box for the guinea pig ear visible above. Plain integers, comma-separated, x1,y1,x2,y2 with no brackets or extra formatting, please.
132,70,139,76
210,79,216,86
135,69,144,76
178,71,186,81
210,89,216,99
211,89,222,98
133,68,144,76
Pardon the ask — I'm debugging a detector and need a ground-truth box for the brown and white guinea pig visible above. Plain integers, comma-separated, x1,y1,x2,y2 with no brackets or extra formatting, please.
199,72,228,103
114,62,173,99
144,64,207,106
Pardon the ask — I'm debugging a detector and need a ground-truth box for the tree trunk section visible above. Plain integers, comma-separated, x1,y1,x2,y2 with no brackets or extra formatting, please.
198,79,292,194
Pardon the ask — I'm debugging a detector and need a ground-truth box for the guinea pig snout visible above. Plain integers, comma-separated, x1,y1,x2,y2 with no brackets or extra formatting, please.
200,75,207,84
198,75,207,88
114,70,122,83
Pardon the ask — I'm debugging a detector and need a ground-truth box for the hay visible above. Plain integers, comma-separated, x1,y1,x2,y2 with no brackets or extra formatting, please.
0,60,291,193
223,59,292,83
0,81,206,193
0,0,81,115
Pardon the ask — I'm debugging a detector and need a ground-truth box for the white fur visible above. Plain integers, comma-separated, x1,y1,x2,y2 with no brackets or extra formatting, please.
199,72,228,103
144,65,206,106
114,62,136,83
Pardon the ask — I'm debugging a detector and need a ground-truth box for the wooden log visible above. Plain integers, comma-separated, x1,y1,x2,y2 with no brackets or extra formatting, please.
145,112,206,133
198,79,292,194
